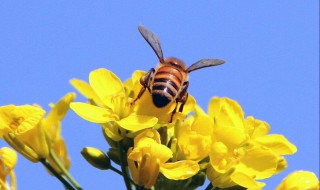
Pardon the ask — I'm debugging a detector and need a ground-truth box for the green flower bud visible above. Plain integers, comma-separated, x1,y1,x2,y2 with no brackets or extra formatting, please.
81,147,110,170
107,147,122,166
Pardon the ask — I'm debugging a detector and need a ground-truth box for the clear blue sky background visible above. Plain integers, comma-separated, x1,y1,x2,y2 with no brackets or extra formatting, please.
0,1,318,189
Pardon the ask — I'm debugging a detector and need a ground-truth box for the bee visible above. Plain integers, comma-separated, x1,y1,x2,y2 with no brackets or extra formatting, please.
132,25,225,122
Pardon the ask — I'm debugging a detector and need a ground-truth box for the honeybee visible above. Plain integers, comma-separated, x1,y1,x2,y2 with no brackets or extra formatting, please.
133,25,225,122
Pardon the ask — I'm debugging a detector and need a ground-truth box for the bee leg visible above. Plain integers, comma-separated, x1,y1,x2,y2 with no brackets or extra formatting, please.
170,101,179,123
178,81,189,112
179,93,188,112
169,81,189,122
132,68,155,104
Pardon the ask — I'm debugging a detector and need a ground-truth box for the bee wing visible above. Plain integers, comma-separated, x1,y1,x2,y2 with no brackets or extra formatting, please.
186,59,225,73
138,25,164,63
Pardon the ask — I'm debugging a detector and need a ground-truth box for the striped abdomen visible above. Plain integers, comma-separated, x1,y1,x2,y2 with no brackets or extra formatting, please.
152,66,184,107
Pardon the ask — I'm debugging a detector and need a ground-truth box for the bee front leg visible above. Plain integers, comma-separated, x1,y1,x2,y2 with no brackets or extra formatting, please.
132,68,155,104
169,81,189,122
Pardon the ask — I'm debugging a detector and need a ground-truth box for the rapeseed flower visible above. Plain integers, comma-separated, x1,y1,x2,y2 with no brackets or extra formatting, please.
0,93,74,166
70,68,158,141
0,104,48,162
127,129,199,188
206,97,297,189
175,105,213,162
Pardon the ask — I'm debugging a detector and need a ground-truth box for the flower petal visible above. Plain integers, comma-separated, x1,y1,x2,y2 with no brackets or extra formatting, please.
89,68,124,106
237,145,278,179
70,79,106,106
115,114,158,131
245,116,270,139
213,126,246,149
208,97,245,129
160,160,200,180
255,134,297,155
230,172,265,189
43,93,75,142
70,102,116,123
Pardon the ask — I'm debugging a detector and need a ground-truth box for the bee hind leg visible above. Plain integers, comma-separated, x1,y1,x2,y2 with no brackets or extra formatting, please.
169,81,189,122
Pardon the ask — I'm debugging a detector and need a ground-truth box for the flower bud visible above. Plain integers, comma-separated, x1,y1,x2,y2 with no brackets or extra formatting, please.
81,147,110,170
0,147,18,170
107,147,122,165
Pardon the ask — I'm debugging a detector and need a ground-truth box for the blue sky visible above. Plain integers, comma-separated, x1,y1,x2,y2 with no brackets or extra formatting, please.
0,1,318,189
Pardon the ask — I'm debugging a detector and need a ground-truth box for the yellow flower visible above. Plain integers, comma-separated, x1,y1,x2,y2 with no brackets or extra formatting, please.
127,129,199,188
0,93,75,164
276,170,319,190
175,105,213,162
206,97,297,189
0,147,17,190
70,68,158,141
124,70,196,125
0,104,48,162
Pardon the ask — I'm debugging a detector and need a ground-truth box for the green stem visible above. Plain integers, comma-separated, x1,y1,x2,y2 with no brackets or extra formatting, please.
110,165,123,176
49,150,82,190
40,158,75,190
118,141,132,190
110,165,136,185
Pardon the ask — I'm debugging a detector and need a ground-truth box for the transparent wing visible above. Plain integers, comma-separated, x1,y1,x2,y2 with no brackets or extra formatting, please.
138,25,164,63
186,59,225,73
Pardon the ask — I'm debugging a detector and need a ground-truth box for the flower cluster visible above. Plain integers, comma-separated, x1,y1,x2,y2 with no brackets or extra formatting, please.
0,93,81,189
0,68,318,190
69,68,314,190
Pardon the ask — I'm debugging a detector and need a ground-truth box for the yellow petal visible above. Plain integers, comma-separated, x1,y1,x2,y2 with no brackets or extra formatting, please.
139,154,160,188
115,114,158,131
160,160,200,180
275,156,287,173
192,105,214,135
177,132,211,161
0,105,16,126
130,140,172,164
103,123,123,141
43,93,75,142
70,79,105,106
245,116,270,139
89,68,124,107
209,141,230,172
206,164,236,188
230,172,265,189
213,126,246,149
47,93,75,121
237,145,278,179
127,148,139,182
276,170,319,190
208,97,245,129
177,114,212,161
255,134,297,155
134,129,161,145
126,70,147,98
70,102,116,123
